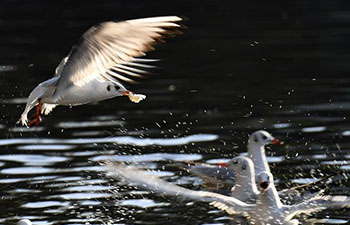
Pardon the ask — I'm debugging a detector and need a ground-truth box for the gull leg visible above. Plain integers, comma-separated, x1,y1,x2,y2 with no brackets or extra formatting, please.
28,100,42,127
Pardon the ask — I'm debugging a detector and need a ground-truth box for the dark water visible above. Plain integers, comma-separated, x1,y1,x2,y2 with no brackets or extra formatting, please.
1,0,350,224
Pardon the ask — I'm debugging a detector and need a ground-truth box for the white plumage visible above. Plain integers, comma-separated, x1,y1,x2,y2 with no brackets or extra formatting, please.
104,158,350,224
19,16,183,127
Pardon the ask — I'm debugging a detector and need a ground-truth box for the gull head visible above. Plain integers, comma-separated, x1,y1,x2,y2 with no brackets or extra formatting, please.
224,156,254,175
257,171,273,192
248,130,282,147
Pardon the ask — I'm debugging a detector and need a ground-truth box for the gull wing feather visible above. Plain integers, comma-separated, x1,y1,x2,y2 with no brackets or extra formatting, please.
283,195,350,220
209,201,250,216
41,103,57,115
278,188,324,205
104,162,252,214
54,56,69,77
53,16,183,101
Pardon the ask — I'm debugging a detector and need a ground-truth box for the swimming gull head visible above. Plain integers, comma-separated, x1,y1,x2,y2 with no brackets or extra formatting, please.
257,171,273,192
248,130,282,146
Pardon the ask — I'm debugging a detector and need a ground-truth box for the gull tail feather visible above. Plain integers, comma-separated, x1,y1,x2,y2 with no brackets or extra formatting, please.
18,77,58,126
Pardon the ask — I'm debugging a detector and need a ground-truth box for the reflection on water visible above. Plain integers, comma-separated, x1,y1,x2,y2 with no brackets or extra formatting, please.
1,0,350,224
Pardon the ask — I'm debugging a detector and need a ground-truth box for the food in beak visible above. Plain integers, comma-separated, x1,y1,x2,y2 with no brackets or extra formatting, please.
122,91,146,103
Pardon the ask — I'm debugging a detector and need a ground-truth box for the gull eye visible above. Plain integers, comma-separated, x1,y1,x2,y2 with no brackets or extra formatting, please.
241,164,246,170
262,135,267,140
232,160,238,164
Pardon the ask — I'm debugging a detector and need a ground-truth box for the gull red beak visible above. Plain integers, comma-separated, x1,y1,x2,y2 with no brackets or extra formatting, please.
271,139,283,145
121,91,130,96
217,162,229,167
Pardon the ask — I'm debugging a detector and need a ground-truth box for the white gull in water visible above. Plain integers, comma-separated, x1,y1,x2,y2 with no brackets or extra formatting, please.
217,156,319,204
225,156,258,202
247,130,281,175
181,131,335,204
178,130,281,189
105,161,350,224
18,16,184,127
108,156,318,205
211,171,350,225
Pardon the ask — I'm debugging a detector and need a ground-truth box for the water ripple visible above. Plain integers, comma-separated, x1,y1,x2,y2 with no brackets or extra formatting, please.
291,177,320,184
1,167,54,175
0,178,27,183
0,154,70,166
22,201,70,208
0,64,17,72
61,185,111,192
301,126,327,133
93,153,202,162
56,120,125,128
50,192,111,200
16,145,75,151
0,134,218,147
119,199,170,208
9,126,46,133
79,200,102,206
9,188,41,193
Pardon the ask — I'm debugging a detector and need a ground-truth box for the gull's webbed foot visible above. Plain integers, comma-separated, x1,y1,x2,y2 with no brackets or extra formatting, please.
27,101,43,127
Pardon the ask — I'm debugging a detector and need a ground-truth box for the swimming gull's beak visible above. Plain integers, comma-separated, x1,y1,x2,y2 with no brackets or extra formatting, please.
260,181,269,191
271,138,283,145
217,162,229,167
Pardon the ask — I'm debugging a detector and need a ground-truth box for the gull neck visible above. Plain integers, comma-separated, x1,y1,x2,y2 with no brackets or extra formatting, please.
231,167,258,201
247,143,270,175
259,184,283,209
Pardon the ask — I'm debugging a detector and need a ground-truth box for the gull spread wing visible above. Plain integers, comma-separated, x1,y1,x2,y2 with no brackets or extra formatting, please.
53,16,183,101
284,195,350,220
104,162,252,214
